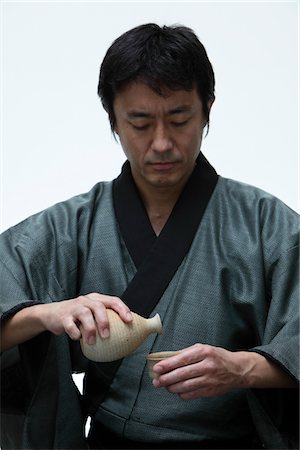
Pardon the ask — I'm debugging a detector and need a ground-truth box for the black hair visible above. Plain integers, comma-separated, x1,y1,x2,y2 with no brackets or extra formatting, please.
98,23,215,133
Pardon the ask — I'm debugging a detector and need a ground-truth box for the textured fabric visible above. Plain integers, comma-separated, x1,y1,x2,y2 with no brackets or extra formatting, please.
0,170,299,449
88,422,263,449
84,153,218,412
92,177,299,446
0,182,122,449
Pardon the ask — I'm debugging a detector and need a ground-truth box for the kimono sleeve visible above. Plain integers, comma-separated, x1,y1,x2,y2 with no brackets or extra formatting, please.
251,243,299,381
0,257,41,324
248,222,299,449
0,205,92,449
0,239,88,449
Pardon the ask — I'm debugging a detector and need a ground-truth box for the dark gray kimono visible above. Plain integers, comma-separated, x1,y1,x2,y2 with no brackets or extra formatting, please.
0,170,299,449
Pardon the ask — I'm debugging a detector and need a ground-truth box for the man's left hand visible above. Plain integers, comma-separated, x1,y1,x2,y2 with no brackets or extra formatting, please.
151,343,297,399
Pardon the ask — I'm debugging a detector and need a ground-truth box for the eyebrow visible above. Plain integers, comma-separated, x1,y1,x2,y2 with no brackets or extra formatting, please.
126,105,193,119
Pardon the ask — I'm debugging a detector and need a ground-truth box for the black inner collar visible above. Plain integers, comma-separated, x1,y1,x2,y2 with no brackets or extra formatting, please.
113,152,218,316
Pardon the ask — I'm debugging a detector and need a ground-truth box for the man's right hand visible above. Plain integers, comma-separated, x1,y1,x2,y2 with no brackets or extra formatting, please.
0,293,133,352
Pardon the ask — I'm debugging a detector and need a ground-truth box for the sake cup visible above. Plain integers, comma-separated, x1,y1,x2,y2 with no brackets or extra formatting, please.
146,351,180,379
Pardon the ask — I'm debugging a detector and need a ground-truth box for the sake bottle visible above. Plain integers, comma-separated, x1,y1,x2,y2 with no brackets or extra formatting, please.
80,309,162,362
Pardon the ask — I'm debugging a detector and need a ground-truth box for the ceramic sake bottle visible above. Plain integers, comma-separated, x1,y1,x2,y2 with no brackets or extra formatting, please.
80,309,163,362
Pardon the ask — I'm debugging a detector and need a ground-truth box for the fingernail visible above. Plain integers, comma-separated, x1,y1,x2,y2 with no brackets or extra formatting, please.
101,328,110,339
153,379,160,388
153,365,163,374
87,335,96,345
126,312,133,321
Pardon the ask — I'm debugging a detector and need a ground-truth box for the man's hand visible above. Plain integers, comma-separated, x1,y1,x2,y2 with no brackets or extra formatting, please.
152,343,297,399
40,293,133,344
0,293,132,352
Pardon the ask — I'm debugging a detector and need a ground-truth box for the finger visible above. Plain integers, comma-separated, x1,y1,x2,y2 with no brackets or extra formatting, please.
76,308,99,344
166,375,203,394
74,294,109,339
99,295,133,323
63,317,82,341
159,373,229,399
86,297,126,339
152,346,205,376
86,294,133,323
152,354,185,377
91,305,111,339
154,365,204,392
75,293,133,340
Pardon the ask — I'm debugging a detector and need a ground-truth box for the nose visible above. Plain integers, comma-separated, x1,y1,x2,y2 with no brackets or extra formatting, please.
151,123,173,153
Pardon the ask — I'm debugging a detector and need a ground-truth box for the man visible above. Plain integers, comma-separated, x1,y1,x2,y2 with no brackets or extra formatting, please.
0,23,299,450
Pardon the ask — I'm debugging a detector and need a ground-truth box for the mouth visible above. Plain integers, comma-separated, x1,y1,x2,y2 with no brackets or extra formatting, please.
149,161,179,172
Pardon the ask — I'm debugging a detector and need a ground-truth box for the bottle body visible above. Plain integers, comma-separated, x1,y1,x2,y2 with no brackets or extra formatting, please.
80,310,162,362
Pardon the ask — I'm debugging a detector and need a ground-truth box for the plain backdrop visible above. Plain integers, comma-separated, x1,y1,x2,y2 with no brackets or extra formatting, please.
0,0,298,425
1,1,298,233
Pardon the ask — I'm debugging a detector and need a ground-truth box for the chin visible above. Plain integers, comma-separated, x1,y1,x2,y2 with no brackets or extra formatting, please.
149,175,180,188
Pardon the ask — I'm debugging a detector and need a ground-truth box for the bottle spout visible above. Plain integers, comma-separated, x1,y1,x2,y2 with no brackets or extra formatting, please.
148,313,163,335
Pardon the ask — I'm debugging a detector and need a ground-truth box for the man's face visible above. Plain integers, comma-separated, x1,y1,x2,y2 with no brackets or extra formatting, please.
113,81,208,193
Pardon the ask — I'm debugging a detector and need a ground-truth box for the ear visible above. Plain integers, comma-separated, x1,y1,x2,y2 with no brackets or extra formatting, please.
208,97,215,112
113,123,119,135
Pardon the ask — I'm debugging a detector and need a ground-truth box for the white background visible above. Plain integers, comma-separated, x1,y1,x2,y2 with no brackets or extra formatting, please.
0,0,298,428
1,1,299,233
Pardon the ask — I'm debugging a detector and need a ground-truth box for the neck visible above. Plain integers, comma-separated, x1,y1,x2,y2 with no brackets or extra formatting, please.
130,161,198,235
137,184,184,236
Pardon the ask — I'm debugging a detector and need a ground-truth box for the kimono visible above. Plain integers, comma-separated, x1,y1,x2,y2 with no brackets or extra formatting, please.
0,154,299,449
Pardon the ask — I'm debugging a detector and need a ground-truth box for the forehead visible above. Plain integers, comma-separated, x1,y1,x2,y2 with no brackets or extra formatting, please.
113,81,202,115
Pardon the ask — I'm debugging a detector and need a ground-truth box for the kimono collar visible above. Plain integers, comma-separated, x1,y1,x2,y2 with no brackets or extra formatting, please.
113,152,218,269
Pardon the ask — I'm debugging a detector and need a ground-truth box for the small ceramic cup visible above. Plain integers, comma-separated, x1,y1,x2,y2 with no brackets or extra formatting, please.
146,351,180,379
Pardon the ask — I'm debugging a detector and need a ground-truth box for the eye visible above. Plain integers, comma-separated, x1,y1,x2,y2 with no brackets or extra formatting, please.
131,124,150,131
172,120,189,127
